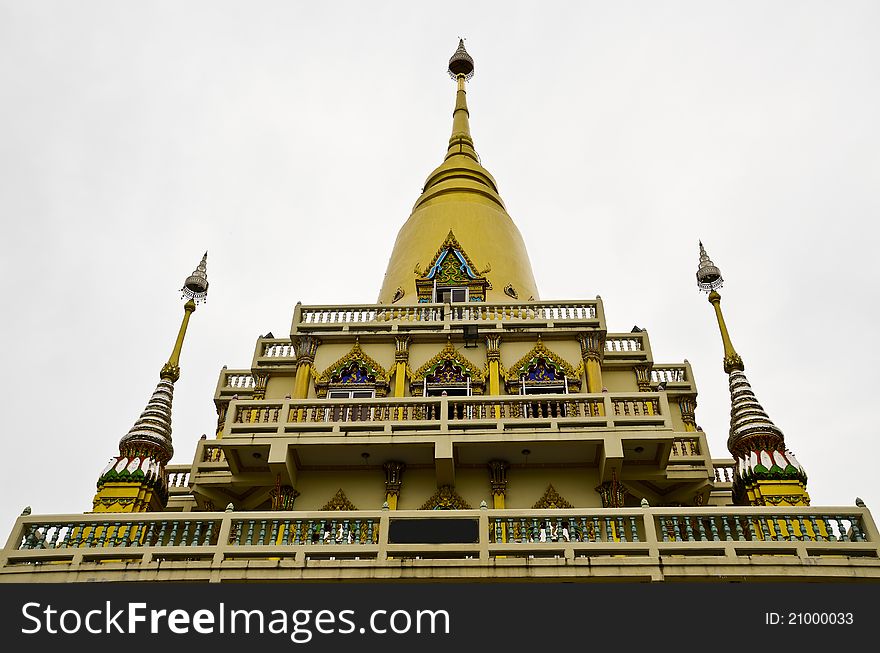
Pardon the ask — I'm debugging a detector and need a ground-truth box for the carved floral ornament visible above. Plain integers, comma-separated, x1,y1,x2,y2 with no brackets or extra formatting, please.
504,338,581,393
415,230,489,303
322,489,358,511
532,484,573,509
411,339,485,395
420,485,472,510
314,341,390,398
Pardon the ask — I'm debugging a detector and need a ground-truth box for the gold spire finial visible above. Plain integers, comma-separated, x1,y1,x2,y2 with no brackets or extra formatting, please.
448,38,474,80
446,40,477,163
162,253,210,382
695,242,743,373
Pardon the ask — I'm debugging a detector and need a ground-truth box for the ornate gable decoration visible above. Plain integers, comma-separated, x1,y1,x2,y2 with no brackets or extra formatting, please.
322,489,357,511
505,338,581,393
420,485,472,510
315,341,389,398
532,484,574,509
416,231,489,302
411,340,485,395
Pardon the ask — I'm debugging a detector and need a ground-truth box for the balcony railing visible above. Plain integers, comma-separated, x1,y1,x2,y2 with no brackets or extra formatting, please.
291,300,602,332
3,506,877,582
225,393,671,434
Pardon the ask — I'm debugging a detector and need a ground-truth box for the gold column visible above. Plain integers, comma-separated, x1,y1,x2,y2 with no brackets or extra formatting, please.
488,460,509,508
383,461,405,510
292,336,320,399
394,336,411,398
486,335,502,418
579,332,605,416
579,332,604,393
678,397,697,432
634,365,652,392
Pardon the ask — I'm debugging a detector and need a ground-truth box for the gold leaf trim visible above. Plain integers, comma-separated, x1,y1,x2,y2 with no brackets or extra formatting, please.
532,484,573,509
322,489,357,511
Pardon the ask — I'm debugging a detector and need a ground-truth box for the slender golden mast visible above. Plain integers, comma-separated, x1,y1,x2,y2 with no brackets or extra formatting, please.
696,243,808,507
92,253,209,513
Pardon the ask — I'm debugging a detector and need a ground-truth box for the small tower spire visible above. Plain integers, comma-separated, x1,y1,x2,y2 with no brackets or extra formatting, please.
696,243,808,507
446,39,478,163
93,253,209,513
696,242,742,374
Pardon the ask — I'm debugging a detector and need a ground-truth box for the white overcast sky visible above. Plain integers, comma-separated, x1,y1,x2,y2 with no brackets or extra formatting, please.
1,1,878,534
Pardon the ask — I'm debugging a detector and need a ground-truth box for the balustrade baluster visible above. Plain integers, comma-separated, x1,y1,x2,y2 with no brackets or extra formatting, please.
783,516,796,541
759,518,772,542
604,517,613,542
671,517,683,542
203,521,214,546
179,521,192,546
244,520,255,546
294,520,304,545
709,517,720,542
850,518,865,542
72,522,86,548
529,519,539,543
683,517,694,542
191,521,203,547
269,520,279,545
697,517,707,541
733,517,745,541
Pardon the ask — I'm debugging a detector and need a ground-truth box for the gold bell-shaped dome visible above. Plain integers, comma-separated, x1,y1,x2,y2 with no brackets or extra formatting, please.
377,41,540,305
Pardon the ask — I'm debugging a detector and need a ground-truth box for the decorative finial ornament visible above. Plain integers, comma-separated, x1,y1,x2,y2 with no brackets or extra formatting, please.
696,241,723,293
181,251,209,304
448,38,474,80
22,506,31,516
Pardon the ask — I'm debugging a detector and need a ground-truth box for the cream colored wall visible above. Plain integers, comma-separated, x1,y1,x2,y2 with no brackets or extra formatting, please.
293,470,387,511
266,375,295,400
601,370,637,392
453,468,493,508
396,467,440,510
505,467,602,509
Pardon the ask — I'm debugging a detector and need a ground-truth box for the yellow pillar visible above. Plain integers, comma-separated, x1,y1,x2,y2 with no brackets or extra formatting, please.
488,460,508,543
579,332,604,415
486,335,502,418
678,397,697,432
292,336,320,399
383,461,405,510
394,336,411,419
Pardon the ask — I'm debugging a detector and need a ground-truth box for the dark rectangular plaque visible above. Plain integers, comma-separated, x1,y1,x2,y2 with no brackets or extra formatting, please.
388,518,479,544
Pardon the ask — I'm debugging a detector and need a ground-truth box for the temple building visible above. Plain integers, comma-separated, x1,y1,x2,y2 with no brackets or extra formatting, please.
1,41,878,582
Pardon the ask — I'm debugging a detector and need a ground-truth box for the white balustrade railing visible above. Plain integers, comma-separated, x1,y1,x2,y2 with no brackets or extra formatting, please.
605,337,642,352
225,374,255,389
296,301,599,328
263,343,295,357
651,366,687,383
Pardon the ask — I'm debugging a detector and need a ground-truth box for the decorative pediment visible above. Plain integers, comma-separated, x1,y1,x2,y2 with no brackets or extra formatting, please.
315,341,389,397
505,338,581,393
322,489,357,511
420,485,472,510
415,231,489,302
423,231,481,282
411,340,485,394
532,484,573,509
